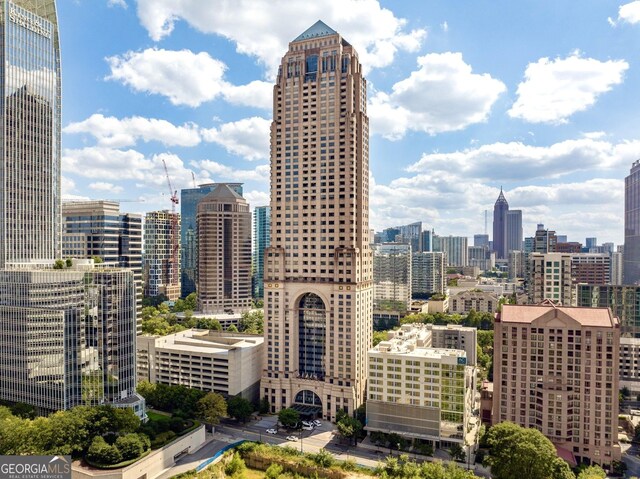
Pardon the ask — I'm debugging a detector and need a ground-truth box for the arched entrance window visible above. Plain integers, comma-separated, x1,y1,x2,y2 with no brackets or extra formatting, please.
298,293,325,379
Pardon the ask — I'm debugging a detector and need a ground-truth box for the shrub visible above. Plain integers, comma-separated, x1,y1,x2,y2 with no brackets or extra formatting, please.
310,448,334,468
86,436,122,465
224,452,246,477
115,434,145,461
151,431,176,449
265,463,283,479
170,417,185,433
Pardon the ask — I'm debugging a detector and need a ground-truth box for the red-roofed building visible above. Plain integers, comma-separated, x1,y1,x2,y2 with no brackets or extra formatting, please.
493,303,621,468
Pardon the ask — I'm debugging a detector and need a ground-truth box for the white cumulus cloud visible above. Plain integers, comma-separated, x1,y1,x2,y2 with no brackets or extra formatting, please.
134,0,425,75
89,182,124,194
201,117,271,161
368,52,506,139
195,159,270,183
64,114,201,148
508,54,629,124
106,48,273,109
614,1,640,25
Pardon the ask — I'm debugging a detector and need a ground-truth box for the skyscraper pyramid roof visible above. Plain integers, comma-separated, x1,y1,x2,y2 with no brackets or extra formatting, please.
293,20,337,42
495,187,508,206
201,184,245,203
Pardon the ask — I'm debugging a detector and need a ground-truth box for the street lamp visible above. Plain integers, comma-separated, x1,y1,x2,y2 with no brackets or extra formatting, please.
300,429,303,453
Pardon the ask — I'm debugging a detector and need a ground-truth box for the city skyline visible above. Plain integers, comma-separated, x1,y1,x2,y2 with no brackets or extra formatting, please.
58,1,640,245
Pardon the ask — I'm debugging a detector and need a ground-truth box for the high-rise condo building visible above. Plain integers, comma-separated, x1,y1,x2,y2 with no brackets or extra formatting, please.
196,184,252,314
576,284,640,337
62,200,143,331
253,206,271,299
492,188,509,259
527,252,573,305
506,209,523,253
474,234,489,248
433,234,468,267
261,21,373,420
180,183,243,297
0,1,142,415
534,223,558,253
412,252,445,296
625,160,640,285
493,304,621,468
144,210,181,301
372,243,412,312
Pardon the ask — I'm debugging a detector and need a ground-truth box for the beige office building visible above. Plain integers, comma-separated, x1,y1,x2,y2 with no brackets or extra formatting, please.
528,252,573,305
493,304,621,468
137,329,263,401
260,21,373,420
197,184,252,314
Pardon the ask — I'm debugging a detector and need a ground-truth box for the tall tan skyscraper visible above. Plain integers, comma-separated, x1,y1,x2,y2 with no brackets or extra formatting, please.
196,184,252,314
260,21,373,420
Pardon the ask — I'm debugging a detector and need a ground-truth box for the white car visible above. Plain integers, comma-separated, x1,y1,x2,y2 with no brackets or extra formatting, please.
286,435,298,441
302,421,313,427
313,420,322,427
266,428,277,434
302,425,314,431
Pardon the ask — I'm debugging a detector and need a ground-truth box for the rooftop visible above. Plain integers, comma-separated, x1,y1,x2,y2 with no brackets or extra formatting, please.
499,303,618,328
147,329,263,354
293,20,337,42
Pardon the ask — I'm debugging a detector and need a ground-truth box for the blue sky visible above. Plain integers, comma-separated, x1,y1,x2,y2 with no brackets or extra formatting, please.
59,1,640,246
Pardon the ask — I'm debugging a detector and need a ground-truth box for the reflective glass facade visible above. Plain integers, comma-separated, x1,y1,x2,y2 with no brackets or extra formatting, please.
180,183,243,297
0,0,61,267
625,160,640,285
252,205,270,298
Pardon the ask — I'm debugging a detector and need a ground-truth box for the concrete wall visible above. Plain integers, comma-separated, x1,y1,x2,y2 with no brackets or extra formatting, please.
72,425,206,479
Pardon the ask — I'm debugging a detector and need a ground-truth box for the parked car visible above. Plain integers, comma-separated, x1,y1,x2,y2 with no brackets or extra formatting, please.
266,428,277,434
302,425,314,431
302,421,313,427
313,420,322,427
286,435,298,441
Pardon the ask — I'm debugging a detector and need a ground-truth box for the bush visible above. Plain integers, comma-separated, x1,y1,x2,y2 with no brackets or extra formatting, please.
115,434,145,461
86,436,122,465
170,417,185,433
265,463,283,479
340,459,357,471
310,448,334,468
224,452,246,477
151,431,176,449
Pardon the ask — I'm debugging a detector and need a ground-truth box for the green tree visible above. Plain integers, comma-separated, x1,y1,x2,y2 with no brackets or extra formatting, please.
65,258,73,268
196,317,222,330
53,259,64,269
310,448,335,467
226,324,239,332
87,436,122,465
373,330,388,346
115,434,145,461
239,310,264,334
278,408,300,428
197,392,227,425
227,396,253,423
485,422,566,479
576,465,606,479
336,415,362,444
92,256,104,264
258,396,271,415
449,443,465,462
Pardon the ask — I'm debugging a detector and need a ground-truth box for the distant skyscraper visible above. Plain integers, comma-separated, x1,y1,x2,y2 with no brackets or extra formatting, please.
261,21,373,420
373,243,412,312
534,223,557,253
492,188,509,259
506,209,522,253
181,183,243,297
144,210,181,300
612,251,624,285
252,206,270,299
421,229,433,252
625,162,640,285
196,184,252,314
474,234,489,248
433,235,468,267
0,1,142,415
412,252,445,296
397,222,422,253
586,237,598,250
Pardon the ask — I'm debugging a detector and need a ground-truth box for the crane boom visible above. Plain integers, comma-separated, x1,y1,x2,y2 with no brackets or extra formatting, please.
162,159,179,209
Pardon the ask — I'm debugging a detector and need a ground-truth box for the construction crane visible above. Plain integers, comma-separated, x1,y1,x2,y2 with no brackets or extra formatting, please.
162,159,180,298
191,171,197,188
